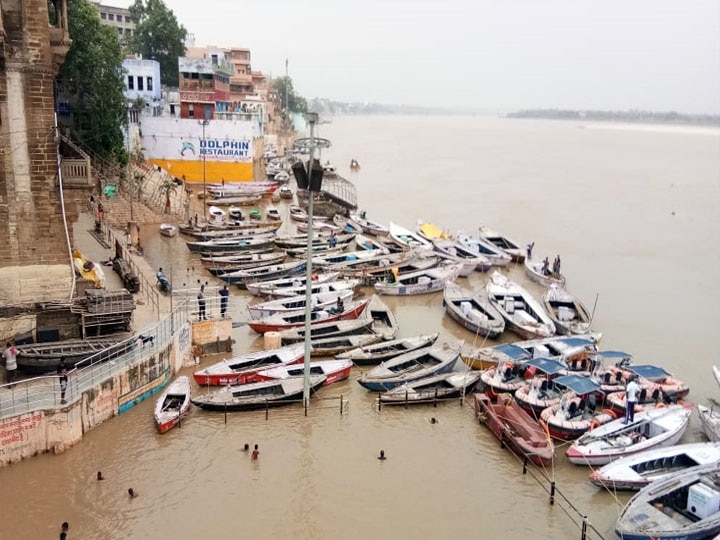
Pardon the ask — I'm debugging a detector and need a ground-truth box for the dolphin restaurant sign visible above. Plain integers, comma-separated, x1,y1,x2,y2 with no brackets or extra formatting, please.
199,138,251,160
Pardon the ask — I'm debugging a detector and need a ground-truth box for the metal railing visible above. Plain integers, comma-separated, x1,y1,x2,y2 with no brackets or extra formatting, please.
0,300,189,421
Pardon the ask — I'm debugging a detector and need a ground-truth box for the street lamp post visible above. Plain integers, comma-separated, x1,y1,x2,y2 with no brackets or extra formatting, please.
292,113,330,410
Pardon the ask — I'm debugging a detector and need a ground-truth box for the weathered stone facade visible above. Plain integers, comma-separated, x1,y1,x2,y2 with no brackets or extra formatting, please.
0,0,80,303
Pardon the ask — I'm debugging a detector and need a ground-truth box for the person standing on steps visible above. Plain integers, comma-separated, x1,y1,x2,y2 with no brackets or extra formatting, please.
197,285,207,321
57,357,68,404
219,284,229,317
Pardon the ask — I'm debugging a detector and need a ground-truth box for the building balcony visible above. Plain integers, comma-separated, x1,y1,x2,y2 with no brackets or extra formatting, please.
49,27,72,74
180,80,214,90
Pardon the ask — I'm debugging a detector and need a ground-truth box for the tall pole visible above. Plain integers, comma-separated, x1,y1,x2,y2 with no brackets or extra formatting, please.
302,113,318,408
201,120,208,222
285,58,289,115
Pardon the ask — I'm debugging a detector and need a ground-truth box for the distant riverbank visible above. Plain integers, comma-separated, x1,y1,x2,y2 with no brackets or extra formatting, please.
507,108,720,127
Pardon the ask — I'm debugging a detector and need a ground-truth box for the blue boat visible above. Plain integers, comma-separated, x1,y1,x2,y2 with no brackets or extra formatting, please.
357,341,461,392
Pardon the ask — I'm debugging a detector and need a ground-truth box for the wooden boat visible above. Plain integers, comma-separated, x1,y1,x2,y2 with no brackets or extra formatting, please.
462,334,600,371
305,333,383,357
159,223,177,237
589,442,720,491
208,205,226,222
336,333,440,366
192,344,304,386
15,336,130,373
477,225,525,263
246,271,341,296
154,376,191,434
566,404,692,466
541,284,593,335
486,271,556,339
247,289,354,320
513,357,570,417
615,462,720,540
388,221,433,251
186,234,276,253
539,375,617,440
247,298,370,334
348,212,389,237
699,403,720,442
279,186,294,200
206,194,263,207
191,375,326,412
228,205,244,220
456,232,512,266
218,260,306,287
193,225,280,241
251,278,359,300
289,205,327,222
524,257,566,287
279,317,375,345
207,181,277,196
286,243,350,258
356,341,461,392
379,371,482,405
374,264,461,296
443,281,505,338
474,393,555,467
267,207,281,220
480,359,531,400
354,233,390,252
333,216,362,235
432,237,492,272
311,248,389,268
202,252,286,275
366,294,399,340
275,232,355,250
256,359,353,386
416,221,450,242
274,171,290,183
296,219,341,233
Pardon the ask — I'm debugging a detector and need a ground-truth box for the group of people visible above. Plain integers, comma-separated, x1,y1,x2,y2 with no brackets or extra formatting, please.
541,255,562,276
196,283,230,321
242,443,260,460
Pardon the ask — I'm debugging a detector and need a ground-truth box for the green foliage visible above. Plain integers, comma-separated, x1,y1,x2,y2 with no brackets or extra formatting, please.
129,0,187,87
273,76,308,114
59,0,127,163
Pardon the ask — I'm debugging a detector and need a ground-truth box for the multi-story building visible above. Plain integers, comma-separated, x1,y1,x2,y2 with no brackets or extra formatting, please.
92,2,135,42
123,56,161,105
178,48,233,120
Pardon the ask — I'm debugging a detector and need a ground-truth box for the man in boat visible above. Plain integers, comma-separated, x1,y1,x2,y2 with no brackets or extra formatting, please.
329,231,338,248
526,242,535,260
624,375,640,424
336,296,345,314
542,257,550,276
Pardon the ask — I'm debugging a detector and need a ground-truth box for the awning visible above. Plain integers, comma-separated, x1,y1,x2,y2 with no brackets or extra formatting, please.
599,350,633,360
494,343,532,361
525,357,566,375
556,337,596,349
553,374,601,395
627,364,672,380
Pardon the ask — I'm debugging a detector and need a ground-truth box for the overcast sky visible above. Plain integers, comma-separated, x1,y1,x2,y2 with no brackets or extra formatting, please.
104,0,720,114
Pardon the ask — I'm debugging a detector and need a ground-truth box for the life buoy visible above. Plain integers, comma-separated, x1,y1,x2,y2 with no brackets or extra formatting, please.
655,402,667,408
602,408,619,419
589,419,600,431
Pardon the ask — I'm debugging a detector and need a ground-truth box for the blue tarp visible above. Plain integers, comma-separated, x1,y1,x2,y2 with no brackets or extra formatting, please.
494,343,533,361
599,350,633,360
525,357,566,375
627,364,671,380
553,374,601,395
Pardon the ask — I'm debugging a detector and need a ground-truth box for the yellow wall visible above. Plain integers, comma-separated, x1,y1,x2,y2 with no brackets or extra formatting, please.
147,159,254,183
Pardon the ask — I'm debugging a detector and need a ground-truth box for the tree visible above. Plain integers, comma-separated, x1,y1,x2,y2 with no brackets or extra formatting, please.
272,76,308,114
58,0,127,162
160,178,177,213
129,0,187,87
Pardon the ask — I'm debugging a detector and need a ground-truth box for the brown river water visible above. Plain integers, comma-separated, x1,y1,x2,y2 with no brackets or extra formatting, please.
1,116,719,540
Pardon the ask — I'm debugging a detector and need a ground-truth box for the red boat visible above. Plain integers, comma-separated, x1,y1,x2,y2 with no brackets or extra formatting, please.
193,345,304,386
255,359,353,386
247,299,369,334
154,376,191,434
474,393,555,467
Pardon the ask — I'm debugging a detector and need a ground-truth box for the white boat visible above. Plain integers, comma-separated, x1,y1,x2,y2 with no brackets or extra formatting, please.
256,359,353,386
699,403,720,442
478,225,525,262
311,249,389,268
486,271,556,339
348,212,389,237
615,462,720,540
335,333,440,366
714,365,720,390
442,281,505,339
432,237,493,272
208,205,226,224
267,207,280,220
589,442,720,491
279,186,294,200
524,257,566,287
296,219,342,233
456,232,512,266
159,223,177,237
374,264,461,296
379,371,483,404
247,289,354,320
274,171,291,183
246,271,342,296
566,404,692,466
388,221,433,251
193,344,305,386
251,278,359,300
354,233,391,252
541,284,593,335
366,294,399,340
153,376,191,434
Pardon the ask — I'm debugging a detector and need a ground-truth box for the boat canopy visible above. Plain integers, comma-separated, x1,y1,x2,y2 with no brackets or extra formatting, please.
627,364,672,379
556,337,596,349
553,374,601,395
494,343,533,361
598,350,633,360
525,357,566,375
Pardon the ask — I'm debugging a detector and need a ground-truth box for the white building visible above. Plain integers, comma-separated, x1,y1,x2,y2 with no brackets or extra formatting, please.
123,57,162,104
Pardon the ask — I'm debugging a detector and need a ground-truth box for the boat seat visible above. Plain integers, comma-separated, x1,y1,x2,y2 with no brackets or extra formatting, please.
567,401,578,418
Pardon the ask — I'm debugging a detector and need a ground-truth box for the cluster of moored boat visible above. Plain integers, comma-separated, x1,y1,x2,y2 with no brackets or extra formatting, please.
152,198,719,540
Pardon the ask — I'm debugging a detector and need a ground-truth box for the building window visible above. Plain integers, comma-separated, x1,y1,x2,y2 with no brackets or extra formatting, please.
117,27,123,35
137,77,144,91
188,104,195,118
211,54,218,66
108,13,114,21
147,77,153,91
127,76,134,90
101,12,107,20
125,15,132,23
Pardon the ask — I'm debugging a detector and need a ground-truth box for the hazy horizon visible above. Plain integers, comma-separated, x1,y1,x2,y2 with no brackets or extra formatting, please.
101,0,720,115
